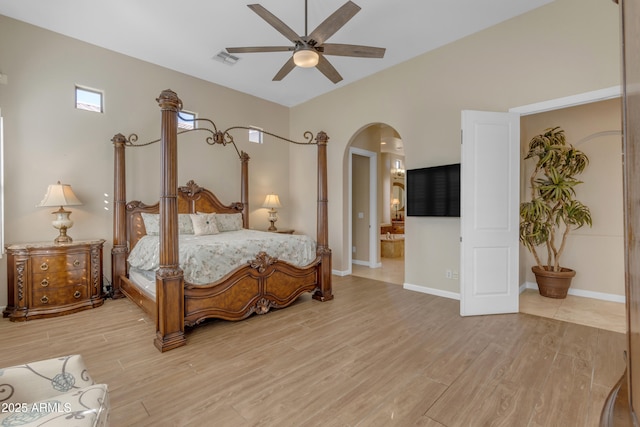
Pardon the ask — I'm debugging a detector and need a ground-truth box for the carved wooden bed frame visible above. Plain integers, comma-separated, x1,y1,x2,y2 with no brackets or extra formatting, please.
111,89,333,352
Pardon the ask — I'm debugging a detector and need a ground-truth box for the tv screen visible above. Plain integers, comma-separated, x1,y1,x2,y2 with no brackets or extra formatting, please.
406,163,461,217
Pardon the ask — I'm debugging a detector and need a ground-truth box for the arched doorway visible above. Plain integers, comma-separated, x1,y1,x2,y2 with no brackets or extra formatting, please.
346,123,405,285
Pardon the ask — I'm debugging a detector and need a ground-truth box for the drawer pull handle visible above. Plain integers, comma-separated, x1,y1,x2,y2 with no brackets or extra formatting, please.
73,259,81,267
40,296,49,304
40,262,49,271
73,291,82,299
40,279,49,287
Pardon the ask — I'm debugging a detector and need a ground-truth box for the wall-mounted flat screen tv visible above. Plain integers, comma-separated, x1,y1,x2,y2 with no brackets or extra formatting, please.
406,163,461,217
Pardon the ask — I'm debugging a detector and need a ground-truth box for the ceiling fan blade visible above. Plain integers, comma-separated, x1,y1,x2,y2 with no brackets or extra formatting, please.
321,43,386,58
316,55,343,84
308,1,361,45
226,46,293,54
273,57,297,81
248,4,302,44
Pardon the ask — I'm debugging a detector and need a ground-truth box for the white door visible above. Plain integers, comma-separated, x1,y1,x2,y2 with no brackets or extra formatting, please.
460,110,520,316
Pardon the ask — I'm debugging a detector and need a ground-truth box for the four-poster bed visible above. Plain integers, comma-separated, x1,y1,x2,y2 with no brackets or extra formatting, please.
111,89,332,352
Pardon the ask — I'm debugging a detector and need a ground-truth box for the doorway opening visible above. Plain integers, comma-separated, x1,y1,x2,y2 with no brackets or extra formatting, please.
347,123,405,285
516,98,624,331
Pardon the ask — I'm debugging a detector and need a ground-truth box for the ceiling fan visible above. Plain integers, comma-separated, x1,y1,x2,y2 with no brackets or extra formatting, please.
226,0,386,84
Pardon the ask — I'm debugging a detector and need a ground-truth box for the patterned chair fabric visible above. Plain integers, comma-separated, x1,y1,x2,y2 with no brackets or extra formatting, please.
0,355,109,427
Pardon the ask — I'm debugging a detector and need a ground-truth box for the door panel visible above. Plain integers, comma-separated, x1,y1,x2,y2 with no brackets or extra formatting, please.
460,110,520,316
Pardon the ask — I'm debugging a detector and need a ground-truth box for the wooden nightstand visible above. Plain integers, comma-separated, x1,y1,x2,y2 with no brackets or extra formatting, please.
269,228,294,234
3,239,105,321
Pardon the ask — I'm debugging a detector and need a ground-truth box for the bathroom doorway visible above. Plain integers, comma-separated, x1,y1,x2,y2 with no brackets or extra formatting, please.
348,123,405,285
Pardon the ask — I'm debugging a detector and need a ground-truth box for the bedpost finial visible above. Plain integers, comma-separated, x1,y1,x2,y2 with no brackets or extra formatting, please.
112,133,127,146
240,151,250,162
156,89,182,111
315,131,329,145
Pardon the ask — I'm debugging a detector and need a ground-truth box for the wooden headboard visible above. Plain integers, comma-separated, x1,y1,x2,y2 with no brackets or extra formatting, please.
125,180,244,251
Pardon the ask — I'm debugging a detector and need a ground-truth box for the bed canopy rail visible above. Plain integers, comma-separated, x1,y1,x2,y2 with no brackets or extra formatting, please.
111,89,332,352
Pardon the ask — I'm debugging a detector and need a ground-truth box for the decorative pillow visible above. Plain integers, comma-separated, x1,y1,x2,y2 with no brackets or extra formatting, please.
141,213,194,235
190,213,220,236
178,214,194,234
141,213,159,235
215,213,244,232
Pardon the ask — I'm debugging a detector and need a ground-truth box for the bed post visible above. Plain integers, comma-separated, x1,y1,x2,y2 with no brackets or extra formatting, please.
154,89,186,352
241,151,250,228
111,133,128,299
313,131,333,301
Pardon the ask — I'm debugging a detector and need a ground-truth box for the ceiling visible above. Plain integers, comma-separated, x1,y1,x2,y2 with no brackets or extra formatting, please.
0,0,553,107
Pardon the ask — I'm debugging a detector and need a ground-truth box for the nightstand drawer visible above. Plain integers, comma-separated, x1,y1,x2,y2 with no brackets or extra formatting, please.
31,253,88,274
31,285,87,307
33,269,88,289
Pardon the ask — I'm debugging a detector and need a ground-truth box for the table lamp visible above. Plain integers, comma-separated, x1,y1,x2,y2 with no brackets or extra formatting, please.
38,181,83,243
262,194,282,231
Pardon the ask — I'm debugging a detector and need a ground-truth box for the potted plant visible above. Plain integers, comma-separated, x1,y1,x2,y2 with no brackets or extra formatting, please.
519,127,592,298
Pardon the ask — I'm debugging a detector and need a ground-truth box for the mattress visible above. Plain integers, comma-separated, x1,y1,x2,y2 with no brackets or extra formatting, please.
127,229,317,286
128,266,157,298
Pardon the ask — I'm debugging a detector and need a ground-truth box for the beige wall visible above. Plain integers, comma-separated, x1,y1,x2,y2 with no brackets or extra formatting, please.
520,98,624,297
0,16,291,306
289,0,620,296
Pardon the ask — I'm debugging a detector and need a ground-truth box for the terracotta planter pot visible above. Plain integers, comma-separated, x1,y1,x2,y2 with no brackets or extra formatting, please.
532,265,576,299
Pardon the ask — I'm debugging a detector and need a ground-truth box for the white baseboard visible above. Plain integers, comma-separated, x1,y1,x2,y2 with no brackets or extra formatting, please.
332,268,351,277
403,283,460,301
344,273,625,304
521,281,625,304
351,260,381,268
402,281,625,304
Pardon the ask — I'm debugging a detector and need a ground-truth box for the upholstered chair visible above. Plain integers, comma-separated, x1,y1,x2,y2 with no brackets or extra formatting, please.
0,354,109,426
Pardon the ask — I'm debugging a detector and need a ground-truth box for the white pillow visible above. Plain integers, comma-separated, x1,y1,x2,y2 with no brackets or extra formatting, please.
215,213,244,232
190,213,220,236
178,214,194,234
140,213,195,235
141,213,159,235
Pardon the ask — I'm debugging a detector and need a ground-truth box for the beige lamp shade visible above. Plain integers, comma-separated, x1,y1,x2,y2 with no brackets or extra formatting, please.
262,194,282,209
38,182,83,208
38,181,83,244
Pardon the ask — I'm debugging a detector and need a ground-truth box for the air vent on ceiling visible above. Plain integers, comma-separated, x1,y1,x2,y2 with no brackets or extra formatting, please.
213,51,240,66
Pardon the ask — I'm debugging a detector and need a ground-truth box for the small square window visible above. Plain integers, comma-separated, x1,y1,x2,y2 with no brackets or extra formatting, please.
249,126,263,144
178,111,196,130
75,86,103,113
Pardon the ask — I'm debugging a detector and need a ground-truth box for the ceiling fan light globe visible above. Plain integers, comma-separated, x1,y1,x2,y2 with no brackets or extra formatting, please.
293,49,319,68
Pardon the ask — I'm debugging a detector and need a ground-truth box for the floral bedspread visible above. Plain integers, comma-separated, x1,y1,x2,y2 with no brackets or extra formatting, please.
127,229,317,285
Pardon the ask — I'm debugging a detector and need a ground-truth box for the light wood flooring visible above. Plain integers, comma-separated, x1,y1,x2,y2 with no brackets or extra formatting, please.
0,274,626,426
353,256,626,334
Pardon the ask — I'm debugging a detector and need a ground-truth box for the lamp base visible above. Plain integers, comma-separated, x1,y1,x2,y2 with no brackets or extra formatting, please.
267,208,278,232
51,207,74,244
54,229,73,244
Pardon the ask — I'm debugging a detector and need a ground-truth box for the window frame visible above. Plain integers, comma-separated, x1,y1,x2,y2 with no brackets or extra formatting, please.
249,126,264,144
178,110,197,130
75,86,104,113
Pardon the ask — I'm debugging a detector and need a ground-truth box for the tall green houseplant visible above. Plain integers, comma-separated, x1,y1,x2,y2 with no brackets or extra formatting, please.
519,127,592,296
